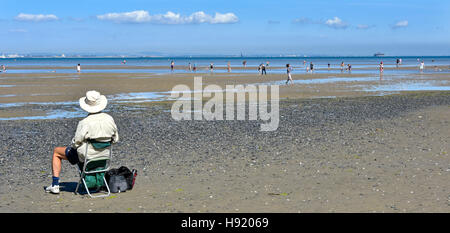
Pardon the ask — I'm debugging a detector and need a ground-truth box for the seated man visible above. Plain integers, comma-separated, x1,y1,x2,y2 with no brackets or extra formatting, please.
46,90,119,194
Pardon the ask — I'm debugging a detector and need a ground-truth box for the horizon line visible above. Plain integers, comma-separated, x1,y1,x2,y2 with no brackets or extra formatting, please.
2,50,450,58
1,54,449,59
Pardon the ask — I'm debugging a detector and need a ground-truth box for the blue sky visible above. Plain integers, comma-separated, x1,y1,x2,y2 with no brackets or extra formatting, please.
1,0,449,56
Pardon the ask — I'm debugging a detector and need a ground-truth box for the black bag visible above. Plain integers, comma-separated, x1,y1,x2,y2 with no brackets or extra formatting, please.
106,166,137,193
108,175,128,193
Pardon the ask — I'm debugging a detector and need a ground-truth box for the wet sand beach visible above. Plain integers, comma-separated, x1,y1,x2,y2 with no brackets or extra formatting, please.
0,91,449,212
0,65,449,212
0,65,449,119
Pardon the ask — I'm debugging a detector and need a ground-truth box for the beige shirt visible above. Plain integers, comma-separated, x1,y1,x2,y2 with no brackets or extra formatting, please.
71,112,119,161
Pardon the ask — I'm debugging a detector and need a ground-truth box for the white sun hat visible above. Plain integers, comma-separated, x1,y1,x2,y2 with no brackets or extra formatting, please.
79,90,108,113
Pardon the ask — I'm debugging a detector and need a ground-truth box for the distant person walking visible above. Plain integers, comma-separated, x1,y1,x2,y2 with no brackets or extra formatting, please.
340,62,345,72
419,61,425,72
188,62,192,71
348,64,352,72
327,63,330,70
227,62,231,72
77,64,81,73
209,63,214,72
242,60,247,67
396,58,400,68
170,61,174,72
285,64,293,85
309,62,314,73
379,61,384,73
1,64,5,72
261,63,267,75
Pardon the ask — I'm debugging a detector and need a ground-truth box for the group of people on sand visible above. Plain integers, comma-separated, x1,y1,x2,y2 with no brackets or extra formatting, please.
258,63,267,75
165,58,434,85
338,62,352,72
417,59,441,72
172,61,210,72
344,63,353,72
396,58,402,68
170,60,278,74
257,61,270,75
188,62,198,72
306,62,315,73
301,61,356,73
379,59,425,73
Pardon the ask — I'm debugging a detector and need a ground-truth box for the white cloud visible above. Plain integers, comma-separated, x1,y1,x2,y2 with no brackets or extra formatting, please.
210,12,239,24
392,20,408,29
324,17,348,29
96,10,238,24
97,10,151,23
292,16,350,29
14,13,58,22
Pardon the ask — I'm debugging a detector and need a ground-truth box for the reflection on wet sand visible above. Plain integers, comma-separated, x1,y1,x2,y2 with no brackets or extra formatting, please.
0,66,449,120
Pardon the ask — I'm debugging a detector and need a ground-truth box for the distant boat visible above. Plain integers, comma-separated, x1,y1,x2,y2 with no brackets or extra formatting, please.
374,52,385,57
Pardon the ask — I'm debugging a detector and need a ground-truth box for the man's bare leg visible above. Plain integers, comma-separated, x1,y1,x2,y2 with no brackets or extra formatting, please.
46,147,67,193
52,147,68,177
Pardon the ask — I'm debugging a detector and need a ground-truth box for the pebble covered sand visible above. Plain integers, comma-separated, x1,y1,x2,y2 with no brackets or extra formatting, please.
0,91,449,212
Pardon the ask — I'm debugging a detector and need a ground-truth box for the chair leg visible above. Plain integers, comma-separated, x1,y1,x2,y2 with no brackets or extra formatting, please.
102,176,111,197
81,178,94,198
74,179,82,195
78,175,110,198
